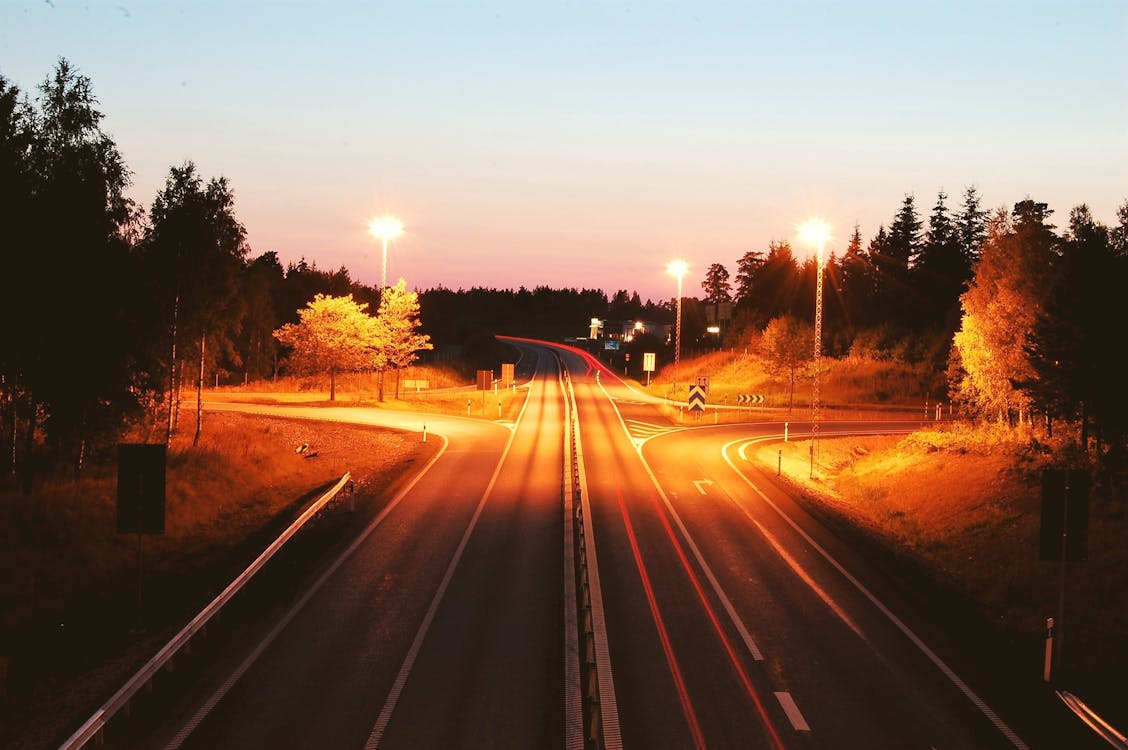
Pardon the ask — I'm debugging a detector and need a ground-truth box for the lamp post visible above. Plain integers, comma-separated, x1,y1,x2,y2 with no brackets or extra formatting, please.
799,219,830,478
368,216,404,291
666,260,689,393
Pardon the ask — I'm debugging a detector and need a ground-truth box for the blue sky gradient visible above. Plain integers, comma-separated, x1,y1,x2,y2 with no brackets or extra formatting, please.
3,1,1125,301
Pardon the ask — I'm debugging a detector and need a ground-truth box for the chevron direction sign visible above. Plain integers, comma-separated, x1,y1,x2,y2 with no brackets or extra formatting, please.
737,394,765,405
688,384,707,412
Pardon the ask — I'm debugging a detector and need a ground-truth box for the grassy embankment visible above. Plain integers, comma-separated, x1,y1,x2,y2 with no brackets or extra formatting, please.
626,347,937,424
647,348,1126,718
0,410,435,749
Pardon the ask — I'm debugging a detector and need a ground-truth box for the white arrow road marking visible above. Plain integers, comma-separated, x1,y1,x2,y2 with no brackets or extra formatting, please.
693,479,714,495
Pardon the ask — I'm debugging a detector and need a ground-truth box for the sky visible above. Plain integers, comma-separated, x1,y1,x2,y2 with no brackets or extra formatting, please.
3,1,1126,302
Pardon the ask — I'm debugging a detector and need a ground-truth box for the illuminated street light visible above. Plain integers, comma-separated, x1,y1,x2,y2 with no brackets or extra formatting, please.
666,260,689,392
368,216,404,291
798,219,830,477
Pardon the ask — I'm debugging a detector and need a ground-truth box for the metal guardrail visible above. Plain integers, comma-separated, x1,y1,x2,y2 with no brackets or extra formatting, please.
1058,690,1128,749
58,472,353,749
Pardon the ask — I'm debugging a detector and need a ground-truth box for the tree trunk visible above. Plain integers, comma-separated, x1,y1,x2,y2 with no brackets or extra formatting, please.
20,403,35,495
194,333,205,447
787,367,795,414
394,368,401,400
330,367,336,401
1080,400,1089,453
174,360,183,432
378,369,385,402
5,387,15,477
167,292,179,446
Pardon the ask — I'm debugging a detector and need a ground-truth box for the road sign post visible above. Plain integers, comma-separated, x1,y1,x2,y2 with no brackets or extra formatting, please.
643,352,656,386
117,443,167,615
1039,468,1090,683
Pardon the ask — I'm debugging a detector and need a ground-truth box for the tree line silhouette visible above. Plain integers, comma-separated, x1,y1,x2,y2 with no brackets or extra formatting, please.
2,60,1126,486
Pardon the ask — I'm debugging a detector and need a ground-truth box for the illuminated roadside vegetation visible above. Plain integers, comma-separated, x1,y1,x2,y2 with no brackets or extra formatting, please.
753,424,1127,707
0,412,431,747
637,346,940,415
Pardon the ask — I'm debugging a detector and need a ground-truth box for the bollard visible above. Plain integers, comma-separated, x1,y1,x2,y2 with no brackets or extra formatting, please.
422,423,427,443
778,449,782,476
784,422,789,442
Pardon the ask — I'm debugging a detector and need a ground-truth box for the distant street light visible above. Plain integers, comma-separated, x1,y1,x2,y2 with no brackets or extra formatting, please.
368,216,404,291
798,219,831,477
666,260,689,392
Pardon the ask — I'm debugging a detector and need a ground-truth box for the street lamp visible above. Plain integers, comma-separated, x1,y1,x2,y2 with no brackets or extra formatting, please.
368,215,404,291
798,219,830,477
666,259,689,392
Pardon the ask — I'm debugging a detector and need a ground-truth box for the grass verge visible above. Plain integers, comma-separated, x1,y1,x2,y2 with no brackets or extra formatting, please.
750,424,1127,729
0,411,436,750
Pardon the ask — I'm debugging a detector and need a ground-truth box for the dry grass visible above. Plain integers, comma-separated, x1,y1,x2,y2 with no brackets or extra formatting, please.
750,424,1128,706
0,413,431,719
636,348,941,414
208,364,525,421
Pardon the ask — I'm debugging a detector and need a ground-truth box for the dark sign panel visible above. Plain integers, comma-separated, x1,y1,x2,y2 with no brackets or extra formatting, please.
1039,468,1089,562
117,443,167,534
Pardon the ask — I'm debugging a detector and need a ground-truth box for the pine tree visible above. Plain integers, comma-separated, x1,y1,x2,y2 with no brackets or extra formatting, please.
701,263,732,303
1023,206,1127,464
955,185,988,264
887,194,923,268
838,223,874,328
734,250,765,308
914,190,969,332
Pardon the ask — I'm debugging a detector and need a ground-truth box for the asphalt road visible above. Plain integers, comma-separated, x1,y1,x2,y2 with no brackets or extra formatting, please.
98,338,1107,750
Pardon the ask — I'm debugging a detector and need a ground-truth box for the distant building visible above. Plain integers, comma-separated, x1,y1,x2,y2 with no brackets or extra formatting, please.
589,318,670,343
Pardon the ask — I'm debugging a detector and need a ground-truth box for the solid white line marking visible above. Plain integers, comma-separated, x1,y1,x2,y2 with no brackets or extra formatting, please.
597,379,764,663
165,435,451,750
775,691,811,731
364,365,539,749
727,436,1029,750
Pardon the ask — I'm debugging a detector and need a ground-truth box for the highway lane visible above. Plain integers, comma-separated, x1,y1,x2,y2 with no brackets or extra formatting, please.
369,342,566,748
564,350,795,749
94,335,1099,749
118,344,569,749
642,423,1022,748
558,341,1050,749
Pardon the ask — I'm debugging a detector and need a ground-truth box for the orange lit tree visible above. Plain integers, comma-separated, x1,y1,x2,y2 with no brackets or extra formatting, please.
273,294,381,401
952,201,1057,425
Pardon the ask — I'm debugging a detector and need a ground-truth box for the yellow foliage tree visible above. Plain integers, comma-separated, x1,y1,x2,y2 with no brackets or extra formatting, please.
374,279,433,400
953,204,1056,423
273,294,381,401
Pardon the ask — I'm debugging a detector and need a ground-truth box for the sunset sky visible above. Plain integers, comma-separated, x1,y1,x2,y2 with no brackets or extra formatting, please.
4,1,1125,302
